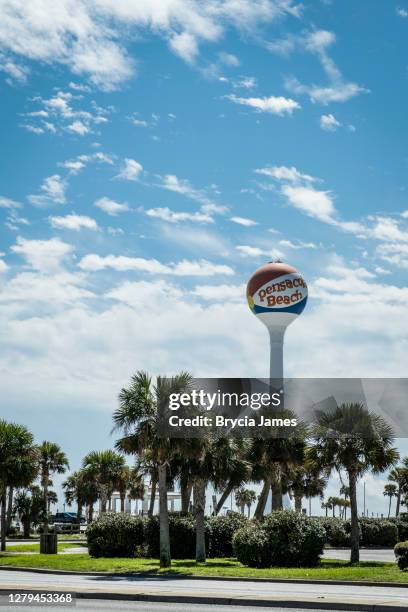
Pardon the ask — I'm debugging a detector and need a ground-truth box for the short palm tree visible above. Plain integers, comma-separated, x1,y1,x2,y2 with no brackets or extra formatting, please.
0,420,39,550
13,486,44,538
82,450,125,513
383,483,398,518
388,461,408,517
308,402,399,563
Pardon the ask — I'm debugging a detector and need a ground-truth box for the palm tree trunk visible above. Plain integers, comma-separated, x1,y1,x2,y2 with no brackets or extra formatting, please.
159,462,171,568
194,478,206,563
23,518,30,538
294,494,302,513
348,470,359,563
181,476,193,514
254,477,271,519
88,503,94,523
120,494,125,513
388,496,391,518
76,503,82,524
43,471,49,534
214,479,234,515
6,487,13,532
247,504,250,518
148,476,157,517
1,488,7,551
396,488,401,517
325,506,328,517
271,482,283,511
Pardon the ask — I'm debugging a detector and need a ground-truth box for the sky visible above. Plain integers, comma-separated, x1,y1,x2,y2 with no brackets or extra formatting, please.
0,0,408,516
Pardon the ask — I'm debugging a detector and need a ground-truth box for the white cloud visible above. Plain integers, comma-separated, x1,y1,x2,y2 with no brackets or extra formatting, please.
231,75,257,89
236,245,284,259
159,174,228,215
255,165,316,183
146,207,213,224
11,236,73,272
169,32,199,64
78,254,234,276
0,196,21,209
230,216,258,227
22,91,111,136
286,76,367,105
115,158,143,181
28,174,67,207
59,152,113,174
279,239,317,249
0,259,8,272
281,184,336,223
0,53,28,83
94,197,129,216
192,283,245,301
0,0,300,90
396,7,408,17
49,214,99,231
218,51,240,66
226,93,300,115
320,113,341,131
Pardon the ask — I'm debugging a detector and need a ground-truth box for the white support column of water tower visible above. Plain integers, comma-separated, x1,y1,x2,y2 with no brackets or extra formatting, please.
246,262,308,380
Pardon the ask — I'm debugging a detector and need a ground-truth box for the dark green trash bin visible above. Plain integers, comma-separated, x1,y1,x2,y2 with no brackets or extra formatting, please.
40,533,58,554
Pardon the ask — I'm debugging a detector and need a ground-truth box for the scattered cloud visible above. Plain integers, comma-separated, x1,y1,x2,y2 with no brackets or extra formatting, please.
192,283,245,301
59,152,113,175
320,113,341,131
230,216,258,227
255,165,316,183
145,207,213,224
49,214,99,231
0,196,21,209
94,197,130,216
226,93,300,115
236,245,284,259
79,254,234,276
11,237,73,272
396,7,408,17
115,158,143,181
282,184,335,223
28,175,67,207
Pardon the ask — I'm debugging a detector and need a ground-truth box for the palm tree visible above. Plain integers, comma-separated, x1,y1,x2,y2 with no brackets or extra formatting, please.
113,370,194,568
212,439,251,516
321,500,332,517
82,450,125,513
13,486,45,538
308,402,399,563
47,490,58,513
0,420,39,550
38,442,69,534
235,488,247,514
388,461,408,517
63,470,95,523
251,412,306,518
383,483,398,518
289,466,327,514
339,484,350,518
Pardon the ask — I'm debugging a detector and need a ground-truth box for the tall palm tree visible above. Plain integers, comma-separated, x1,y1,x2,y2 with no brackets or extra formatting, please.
383,483,398,518
113,370,194,568
0,420,39,550
308,402,399,563
63,470,96,523
289,466,327,514
38,441,69,534
388,461,408,517
82,450,125,513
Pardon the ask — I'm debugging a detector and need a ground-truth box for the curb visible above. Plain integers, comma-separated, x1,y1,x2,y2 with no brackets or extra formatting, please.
0,565,407,589
0,588,407,611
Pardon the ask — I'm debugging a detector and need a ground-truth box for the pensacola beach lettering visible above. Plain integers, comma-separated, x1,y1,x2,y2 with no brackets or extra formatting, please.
254,273,307,309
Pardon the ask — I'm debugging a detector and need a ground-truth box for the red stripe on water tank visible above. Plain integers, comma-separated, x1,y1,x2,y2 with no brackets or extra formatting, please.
246,262,299,297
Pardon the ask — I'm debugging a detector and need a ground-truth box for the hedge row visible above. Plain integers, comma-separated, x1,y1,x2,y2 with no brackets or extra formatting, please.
318,517,407,548
87,511,248,558
86,512,408,559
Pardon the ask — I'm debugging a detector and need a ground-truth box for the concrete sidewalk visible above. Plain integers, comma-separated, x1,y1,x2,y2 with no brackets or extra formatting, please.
0,569,408,611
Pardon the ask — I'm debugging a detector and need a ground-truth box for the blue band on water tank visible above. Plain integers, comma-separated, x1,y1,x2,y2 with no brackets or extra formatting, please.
251,296,307,315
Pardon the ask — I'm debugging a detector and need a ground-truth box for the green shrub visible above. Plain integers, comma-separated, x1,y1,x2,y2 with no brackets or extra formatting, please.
86,513,144,558
233,510,325,568
396,520,408,542
394,541,408,570
233,524,270,568
144,514,211,559
318,518,350,547
208,512,248,558
360,519,398,547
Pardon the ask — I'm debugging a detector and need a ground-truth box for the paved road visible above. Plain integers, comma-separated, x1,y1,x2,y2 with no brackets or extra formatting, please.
0,599,334,612
0,569,407,609
324,548,396,563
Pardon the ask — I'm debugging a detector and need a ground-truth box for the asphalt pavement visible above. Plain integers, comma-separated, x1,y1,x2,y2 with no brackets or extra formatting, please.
0,569,407,610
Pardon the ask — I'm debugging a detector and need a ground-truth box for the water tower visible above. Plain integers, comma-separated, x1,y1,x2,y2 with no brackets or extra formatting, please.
247,262,308,380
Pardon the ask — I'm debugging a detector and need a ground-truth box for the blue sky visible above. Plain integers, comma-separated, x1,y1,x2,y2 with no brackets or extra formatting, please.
1,0,408,515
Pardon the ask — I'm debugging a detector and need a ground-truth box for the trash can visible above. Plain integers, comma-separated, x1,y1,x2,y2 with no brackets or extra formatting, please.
40,533,58,554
